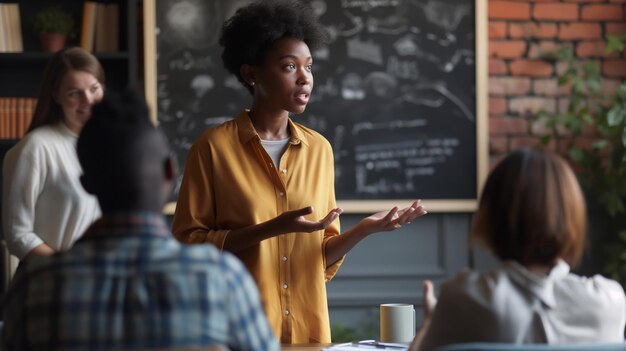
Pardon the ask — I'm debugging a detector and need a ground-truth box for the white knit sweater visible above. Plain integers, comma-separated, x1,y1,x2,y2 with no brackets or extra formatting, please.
2,122,100,259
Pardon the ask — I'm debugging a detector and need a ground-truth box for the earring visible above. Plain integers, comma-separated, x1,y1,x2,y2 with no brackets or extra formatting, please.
250,81,255,86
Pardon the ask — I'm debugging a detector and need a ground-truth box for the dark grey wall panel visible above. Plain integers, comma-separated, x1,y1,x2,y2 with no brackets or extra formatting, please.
327,212,473,338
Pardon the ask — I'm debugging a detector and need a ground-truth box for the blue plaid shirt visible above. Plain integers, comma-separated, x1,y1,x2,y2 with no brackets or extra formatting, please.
2,213,279,351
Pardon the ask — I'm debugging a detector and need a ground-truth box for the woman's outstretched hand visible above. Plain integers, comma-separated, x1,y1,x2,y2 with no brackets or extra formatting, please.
222,206,343,253
273,206,343,234
358,200,427,234
324,200,427,267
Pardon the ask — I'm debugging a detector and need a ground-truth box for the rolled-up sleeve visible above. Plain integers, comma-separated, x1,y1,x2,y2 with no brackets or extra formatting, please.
172,140,230,249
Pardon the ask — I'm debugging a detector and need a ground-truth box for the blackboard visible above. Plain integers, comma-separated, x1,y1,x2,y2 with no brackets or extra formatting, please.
144,0,487,212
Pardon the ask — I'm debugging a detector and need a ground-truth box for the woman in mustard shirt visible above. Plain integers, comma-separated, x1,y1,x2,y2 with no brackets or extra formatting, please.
172,0,427,344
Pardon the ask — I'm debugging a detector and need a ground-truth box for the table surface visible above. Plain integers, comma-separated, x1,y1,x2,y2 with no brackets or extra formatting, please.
282,344,329,350
120,347,327,351
117,346,328,351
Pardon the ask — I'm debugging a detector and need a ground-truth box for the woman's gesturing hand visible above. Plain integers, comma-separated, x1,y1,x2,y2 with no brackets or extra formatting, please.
273,206,343,234
358,200,427,234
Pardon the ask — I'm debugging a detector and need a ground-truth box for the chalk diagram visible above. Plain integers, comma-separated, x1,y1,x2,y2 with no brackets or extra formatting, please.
155,0,478,200
306,0,477,198
156,0,253,194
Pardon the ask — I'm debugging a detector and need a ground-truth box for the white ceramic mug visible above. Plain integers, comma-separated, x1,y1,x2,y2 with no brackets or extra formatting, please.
380,303,415,343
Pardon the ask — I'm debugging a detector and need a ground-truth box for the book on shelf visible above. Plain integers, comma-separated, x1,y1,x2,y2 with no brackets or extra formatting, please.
105,3,119,52
1,4,12,52
0,3,23,53
0,5,6,52
10,3,23,52
82,1,120,53
94,3,107,52
80,1,98,51
0,97,37,139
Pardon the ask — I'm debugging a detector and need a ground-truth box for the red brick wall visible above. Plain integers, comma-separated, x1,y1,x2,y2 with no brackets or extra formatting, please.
487,0,626,165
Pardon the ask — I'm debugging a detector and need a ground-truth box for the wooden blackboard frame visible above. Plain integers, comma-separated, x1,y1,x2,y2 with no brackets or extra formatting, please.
143,0,488,214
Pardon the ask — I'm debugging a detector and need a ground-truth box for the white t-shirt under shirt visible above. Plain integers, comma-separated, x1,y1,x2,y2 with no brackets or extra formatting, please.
419,259,626,350
260,138,290,168
2,122,100,259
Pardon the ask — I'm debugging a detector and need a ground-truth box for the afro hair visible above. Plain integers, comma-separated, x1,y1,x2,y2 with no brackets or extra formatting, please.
219,0,327,94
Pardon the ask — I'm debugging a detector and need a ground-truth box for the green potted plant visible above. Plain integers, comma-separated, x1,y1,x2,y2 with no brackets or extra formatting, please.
535,33,626,285
32,5,74,53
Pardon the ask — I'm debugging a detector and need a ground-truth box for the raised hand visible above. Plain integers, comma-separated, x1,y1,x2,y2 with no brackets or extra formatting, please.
422,280,438,320
407,280,438,351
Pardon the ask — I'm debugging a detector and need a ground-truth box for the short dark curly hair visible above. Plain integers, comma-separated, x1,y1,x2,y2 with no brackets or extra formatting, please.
219,0,327,94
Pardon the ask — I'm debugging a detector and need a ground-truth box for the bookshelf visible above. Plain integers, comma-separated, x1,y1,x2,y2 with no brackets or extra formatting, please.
0,0,139,110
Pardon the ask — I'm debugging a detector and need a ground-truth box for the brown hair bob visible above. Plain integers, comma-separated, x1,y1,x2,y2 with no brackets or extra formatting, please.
471,147,587,267
27,47,105,133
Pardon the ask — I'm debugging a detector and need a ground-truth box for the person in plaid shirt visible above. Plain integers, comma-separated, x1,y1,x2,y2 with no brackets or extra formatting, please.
2,91,279,351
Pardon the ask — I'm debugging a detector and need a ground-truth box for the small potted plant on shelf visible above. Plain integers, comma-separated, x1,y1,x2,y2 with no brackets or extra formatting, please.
32,5,74,53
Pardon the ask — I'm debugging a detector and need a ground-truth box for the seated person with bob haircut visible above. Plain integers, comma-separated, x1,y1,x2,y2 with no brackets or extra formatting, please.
2,91,279,351
411,148,626,351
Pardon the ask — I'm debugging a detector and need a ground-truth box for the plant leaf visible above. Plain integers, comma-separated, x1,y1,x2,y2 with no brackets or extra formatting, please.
617,83,626,100
608,105,624,126
583,62,600,77
557,74,571,86
569,147,584,162
606,35,626,54
619,230,626,242
582,112,594,124
592,140,608,150
556,47,574,60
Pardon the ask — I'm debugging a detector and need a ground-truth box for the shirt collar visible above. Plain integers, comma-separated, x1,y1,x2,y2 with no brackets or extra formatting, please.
503,259,570,308
235,109,309,147
80,212,171,240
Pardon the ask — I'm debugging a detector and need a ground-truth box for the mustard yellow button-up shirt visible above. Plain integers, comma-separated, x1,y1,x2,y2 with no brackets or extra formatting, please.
172,110,344,344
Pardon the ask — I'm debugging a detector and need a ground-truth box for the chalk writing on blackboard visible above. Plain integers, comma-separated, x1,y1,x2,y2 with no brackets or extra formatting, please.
155,0,478,201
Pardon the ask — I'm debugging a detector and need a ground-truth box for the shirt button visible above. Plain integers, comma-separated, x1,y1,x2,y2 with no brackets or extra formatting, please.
283,283,288,289
282,256,288,261
279,192,285,197
281,169,287,174
284,310,290,315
